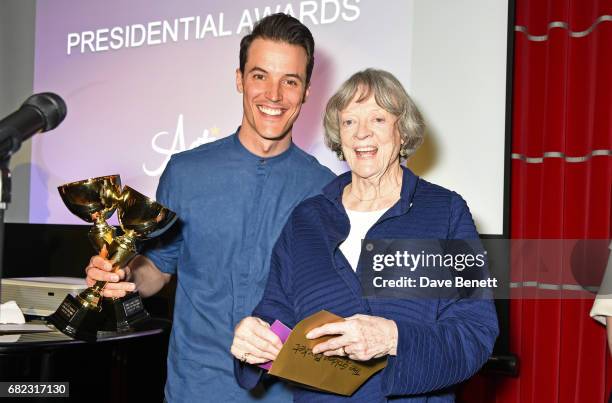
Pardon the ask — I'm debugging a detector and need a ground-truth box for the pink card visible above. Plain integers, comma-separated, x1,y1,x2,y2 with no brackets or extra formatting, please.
258,320,292,370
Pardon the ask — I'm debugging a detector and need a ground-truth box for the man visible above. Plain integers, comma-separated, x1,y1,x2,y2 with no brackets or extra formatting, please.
85,13,334,402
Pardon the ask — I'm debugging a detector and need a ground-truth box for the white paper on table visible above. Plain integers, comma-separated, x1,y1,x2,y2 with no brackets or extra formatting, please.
0,300,26,324
0,324,54,334
0,334,21,342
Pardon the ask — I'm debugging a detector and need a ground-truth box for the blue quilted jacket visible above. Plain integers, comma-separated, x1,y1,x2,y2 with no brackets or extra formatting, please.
236,167,498,402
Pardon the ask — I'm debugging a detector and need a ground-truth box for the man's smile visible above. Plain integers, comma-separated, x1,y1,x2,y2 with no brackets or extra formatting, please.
257,105,284,116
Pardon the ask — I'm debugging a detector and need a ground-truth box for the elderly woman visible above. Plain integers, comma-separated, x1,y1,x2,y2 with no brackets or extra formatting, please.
231,69,498,402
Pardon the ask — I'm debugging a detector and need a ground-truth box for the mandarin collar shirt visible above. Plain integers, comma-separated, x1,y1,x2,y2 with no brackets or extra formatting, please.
144,129,335,402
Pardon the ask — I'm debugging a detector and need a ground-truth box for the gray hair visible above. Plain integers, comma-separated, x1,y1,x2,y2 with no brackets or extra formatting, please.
323,68,425,160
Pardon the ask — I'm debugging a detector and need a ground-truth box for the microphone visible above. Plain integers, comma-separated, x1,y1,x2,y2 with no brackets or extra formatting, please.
0,92,67,159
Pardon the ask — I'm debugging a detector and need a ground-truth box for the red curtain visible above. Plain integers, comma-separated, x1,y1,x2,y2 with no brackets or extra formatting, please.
460,0,612,401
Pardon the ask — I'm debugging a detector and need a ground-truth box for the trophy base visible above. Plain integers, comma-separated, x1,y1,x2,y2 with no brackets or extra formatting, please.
100,292,150,334
47,294,104,341
116,291,151,331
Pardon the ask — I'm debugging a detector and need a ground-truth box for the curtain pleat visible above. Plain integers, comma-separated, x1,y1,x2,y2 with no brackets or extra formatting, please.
459,0,612,401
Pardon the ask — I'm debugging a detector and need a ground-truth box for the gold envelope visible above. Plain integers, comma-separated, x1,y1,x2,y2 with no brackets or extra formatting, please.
268,310,388,396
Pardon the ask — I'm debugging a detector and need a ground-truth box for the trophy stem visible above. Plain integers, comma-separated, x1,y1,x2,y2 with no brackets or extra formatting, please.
107,234,138,269
75,283,104,312
72,235,139,313
88,220,116,252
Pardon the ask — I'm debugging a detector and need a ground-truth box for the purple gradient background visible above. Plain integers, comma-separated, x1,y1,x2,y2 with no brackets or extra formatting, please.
32,0,413,224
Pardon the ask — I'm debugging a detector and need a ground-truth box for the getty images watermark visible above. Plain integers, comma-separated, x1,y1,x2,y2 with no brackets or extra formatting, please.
357,239,612,300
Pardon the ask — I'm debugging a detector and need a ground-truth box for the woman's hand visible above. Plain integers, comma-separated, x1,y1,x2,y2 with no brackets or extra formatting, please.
231,317,283,365
306,314,398,361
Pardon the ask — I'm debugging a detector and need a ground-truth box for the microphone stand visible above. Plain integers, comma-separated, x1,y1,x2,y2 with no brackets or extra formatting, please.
0,128,26,306
0,93,67,306
0,157,12,306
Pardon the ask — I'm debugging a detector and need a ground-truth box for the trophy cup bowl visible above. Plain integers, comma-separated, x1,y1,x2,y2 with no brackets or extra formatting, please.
104,186,177,270
58,175,122,251
117,186,178,239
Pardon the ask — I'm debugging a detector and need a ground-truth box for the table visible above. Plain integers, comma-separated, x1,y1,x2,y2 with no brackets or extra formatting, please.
0,318,171,402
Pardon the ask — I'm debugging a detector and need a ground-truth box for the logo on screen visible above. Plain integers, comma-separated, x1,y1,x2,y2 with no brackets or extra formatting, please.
142,114,218,177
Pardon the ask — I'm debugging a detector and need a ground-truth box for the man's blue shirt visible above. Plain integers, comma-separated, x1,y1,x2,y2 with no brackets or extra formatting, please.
144,129,335,402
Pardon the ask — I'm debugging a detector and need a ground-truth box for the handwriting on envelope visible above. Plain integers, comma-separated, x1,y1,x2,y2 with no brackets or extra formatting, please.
268,310,387,396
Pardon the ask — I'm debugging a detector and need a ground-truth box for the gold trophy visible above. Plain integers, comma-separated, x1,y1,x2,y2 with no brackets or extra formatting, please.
48,178,177,340
101,185,177,334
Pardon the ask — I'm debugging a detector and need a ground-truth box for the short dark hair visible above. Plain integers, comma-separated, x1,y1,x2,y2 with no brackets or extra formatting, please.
239,13,315,85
